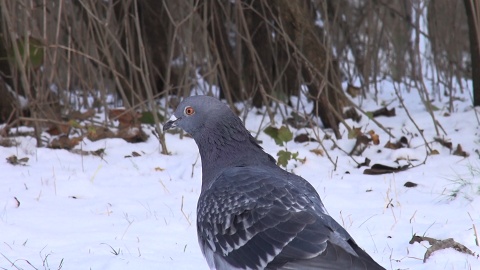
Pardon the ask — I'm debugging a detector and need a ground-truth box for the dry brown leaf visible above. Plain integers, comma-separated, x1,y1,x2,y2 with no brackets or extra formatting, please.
109,109,141,129
348,127,363,139
117,127,148,143
429,149,440,155
155,167,165,171
453,144,469,157
368,130,380,145
356,157,371,168
404,181,418,188
92,148,106,157
368,107,396,118
46,122,71,136
309,149,324,156
70,148,105,157
69,109,95,121
346,84,361,98
344,107,361,122
363,163,410,175
434,137,453,150
349,134,370,156
384,136,409,149
49,135,83,150
0,137,17,147
87,125,115,141
384,141,397,149
6,155,29,166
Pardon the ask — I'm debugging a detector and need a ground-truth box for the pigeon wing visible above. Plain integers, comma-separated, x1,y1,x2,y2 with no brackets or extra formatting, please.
197,166,383,270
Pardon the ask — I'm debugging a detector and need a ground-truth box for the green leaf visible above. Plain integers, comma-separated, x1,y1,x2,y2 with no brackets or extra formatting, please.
365,111,374,119
68,119,81,129
10,36,44,69
277,150,291,167
264,126,283,146
428,104,439,111
277,126,293,143
263,126,278,138
140,111,164,124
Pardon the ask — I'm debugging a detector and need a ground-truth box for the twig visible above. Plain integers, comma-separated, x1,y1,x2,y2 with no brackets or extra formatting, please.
181,195,192,226
393,83,432,157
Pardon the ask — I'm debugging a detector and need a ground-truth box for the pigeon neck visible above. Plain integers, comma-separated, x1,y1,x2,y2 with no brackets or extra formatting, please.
192,118,274,191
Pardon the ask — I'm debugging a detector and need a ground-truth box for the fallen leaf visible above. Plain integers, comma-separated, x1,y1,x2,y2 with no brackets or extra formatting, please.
453,144,469,157
368,130,380,145
404,181,418,188
0,137,17,147
155,167,165,171
346,84,361,98
363,163,410,175
117,127,149,143
434,137,452,150
109,109,141,129
294,133,316,143
92,148,106,157
384,141,397,149
68,109,95,121
46,122,71,136
285,112,312,129
429,149,440,155
87,125,115,141
384,136,409,149
348,127,362,140
349,134,370,156
6,155,29,166
309,149,324,156
357,157,371,168
49,135,83,150
344,107,361,122
367,107,396,118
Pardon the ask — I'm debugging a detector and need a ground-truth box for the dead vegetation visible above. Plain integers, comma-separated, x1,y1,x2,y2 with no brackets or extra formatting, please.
0,0,477,153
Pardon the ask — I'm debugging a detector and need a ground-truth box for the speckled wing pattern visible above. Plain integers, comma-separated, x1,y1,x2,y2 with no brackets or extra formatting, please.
197,166,382,270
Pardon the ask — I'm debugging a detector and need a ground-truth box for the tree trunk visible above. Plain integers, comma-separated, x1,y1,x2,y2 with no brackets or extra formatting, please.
198,0,242,105
276,0,345,138
464,0,480,107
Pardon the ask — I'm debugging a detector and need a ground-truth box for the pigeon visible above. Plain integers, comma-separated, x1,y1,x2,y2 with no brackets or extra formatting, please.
163,95,385,270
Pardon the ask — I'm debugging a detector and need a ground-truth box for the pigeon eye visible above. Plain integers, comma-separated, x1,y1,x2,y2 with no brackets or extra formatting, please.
184,106,195,116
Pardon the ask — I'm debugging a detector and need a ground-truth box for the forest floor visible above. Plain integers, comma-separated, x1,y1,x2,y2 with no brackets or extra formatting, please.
1,81,480,269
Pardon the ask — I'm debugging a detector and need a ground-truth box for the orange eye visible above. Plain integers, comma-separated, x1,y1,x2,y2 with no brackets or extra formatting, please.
184,106,195,116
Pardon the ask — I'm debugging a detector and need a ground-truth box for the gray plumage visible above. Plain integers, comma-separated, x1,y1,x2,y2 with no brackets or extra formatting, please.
163,95,385,270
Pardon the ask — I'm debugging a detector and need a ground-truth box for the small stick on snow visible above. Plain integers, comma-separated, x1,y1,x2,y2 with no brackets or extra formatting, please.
181,195,192,226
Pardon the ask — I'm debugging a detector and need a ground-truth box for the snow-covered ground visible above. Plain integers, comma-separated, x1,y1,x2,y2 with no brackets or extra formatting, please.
1,82,480,270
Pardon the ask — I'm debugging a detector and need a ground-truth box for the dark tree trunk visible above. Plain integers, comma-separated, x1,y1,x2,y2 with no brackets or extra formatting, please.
242,0,274,108
464,0,480,107
198,0,242,105
140,0,179,96
276,0,344,138
196,0,347,137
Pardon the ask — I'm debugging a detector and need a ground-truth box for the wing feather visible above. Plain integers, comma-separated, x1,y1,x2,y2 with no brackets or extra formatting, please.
197,166,383,270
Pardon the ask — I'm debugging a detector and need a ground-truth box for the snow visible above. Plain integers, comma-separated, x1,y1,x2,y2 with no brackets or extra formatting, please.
1,83,480,270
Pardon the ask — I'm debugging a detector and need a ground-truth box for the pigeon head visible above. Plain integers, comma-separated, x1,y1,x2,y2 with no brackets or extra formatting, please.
163,95,234,136
163,96,275,186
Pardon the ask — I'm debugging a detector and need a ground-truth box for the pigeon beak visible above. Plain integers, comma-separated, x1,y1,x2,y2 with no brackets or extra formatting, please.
163,115,179,131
